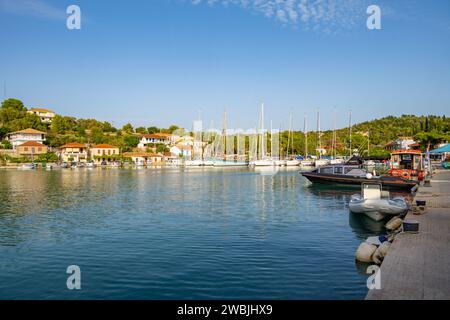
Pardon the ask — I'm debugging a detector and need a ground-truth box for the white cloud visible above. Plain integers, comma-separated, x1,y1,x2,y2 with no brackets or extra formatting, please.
0,0,64,20
188,0,370,32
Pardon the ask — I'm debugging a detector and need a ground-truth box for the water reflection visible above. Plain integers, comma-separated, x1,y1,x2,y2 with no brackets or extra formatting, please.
0,168,380,299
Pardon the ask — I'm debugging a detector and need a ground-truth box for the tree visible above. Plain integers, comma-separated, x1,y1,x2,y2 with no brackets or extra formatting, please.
1,98,26,111
147,126,159,134
51,115,77,134
122,123,134,133
168,125,179,134
123,135,139,151
135,127,148,134
37,152,59,163
156,144,169,153
90,127,106,144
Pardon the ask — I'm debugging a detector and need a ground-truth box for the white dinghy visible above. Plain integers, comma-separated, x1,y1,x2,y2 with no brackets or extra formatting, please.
349,183,409,221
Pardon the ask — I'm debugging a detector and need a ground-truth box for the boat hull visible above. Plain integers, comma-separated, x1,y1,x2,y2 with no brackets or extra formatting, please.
349,196,409,221
301,172,418,191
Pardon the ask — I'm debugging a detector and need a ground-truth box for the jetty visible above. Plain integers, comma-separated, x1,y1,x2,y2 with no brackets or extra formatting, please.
366,170,450,300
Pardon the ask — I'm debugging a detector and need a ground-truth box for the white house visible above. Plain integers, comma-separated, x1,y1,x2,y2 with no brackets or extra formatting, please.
170,144,192,158
28,108,56,123
7,128,46,150
137,134,171,149
385,137,417,151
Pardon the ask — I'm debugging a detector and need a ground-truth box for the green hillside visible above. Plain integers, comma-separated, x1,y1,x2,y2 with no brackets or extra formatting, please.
1,98,449,157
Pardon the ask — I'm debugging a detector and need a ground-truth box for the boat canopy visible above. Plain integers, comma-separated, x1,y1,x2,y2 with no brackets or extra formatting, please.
429,144,450,154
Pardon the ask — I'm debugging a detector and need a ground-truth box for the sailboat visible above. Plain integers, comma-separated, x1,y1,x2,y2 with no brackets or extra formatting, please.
314,109,330,168
285,113,300,166
300,113,315,167
211,110,247,167
250,103,274,167
330,108,344,165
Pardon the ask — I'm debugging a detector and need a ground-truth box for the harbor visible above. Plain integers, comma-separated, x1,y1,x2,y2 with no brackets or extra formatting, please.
366,169,450,300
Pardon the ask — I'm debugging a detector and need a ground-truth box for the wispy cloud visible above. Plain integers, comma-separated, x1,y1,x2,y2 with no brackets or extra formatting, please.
189,0,371,32
0,0,65,20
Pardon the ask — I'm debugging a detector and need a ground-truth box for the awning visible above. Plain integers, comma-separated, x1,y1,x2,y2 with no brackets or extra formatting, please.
429,144,450,154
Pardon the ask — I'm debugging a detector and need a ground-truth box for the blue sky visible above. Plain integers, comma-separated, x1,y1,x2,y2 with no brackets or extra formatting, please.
0,0,449,130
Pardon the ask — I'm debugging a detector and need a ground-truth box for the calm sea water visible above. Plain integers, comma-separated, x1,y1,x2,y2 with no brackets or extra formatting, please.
0,168,390,299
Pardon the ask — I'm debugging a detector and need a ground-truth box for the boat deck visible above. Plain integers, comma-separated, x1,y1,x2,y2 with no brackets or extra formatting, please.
366,170,450,299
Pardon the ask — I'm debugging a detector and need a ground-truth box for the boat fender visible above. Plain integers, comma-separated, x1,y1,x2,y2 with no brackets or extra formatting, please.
385,217,403,231
366,173,373,179
372,241,391,264
355,243,377,263
365,236,382,246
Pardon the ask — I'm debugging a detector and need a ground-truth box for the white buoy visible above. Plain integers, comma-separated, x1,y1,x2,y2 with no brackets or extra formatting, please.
372,241,391,264
366,173,373,179
386,217,403,231
355,243,377,263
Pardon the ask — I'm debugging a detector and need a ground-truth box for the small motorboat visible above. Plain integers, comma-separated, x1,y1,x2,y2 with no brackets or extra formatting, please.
300,159,315,167
18,163,36,170
349,183,409,221
274,159,287,166
285,159,300,166
250,159,275,167
86,161,96,169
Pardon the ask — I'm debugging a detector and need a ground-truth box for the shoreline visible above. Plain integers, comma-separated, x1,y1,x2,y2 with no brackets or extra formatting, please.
366,169,450,299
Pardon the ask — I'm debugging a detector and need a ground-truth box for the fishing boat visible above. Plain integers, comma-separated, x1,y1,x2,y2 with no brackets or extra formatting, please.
388,150,425,181
349,183,409,221
301,164,419,191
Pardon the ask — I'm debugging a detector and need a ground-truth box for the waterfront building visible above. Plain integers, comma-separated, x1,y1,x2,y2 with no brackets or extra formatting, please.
59,143,88,163
16,141,48,156
91,144,120,164
164,152,182,166
123,152,165,166
170,144,192,159
6,128,46,150
27,108,56,123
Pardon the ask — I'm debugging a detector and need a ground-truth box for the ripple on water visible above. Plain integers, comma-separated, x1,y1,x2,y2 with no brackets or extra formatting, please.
0,169,395,299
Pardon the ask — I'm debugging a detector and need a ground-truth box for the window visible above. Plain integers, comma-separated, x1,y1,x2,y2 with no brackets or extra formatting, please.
334,167,343,174
38,147,42,152
24,147,28,152
108,150,111,155
319,167,333,174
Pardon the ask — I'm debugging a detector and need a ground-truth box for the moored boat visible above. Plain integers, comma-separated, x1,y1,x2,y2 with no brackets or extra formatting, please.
301,164,419,191
349,183,409,221
18,163,36,170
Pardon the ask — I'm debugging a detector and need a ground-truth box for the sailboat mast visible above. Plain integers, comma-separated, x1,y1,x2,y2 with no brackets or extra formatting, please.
349,109,352,157
260,103,265,160
304,113,308,158
333,109,337,158
316,109,321,159
223,110,227,160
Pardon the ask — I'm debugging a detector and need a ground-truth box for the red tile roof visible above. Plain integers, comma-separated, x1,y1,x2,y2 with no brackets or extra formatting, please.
18,141,45,147
60,142,86,149
30,108,54,113
10,128,46,135
93,144,118,149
